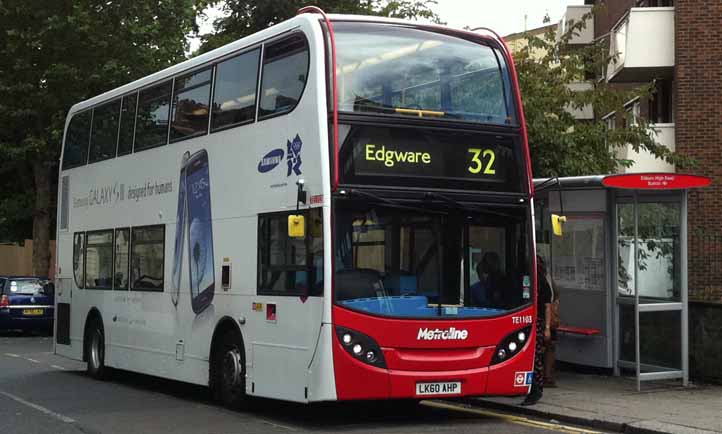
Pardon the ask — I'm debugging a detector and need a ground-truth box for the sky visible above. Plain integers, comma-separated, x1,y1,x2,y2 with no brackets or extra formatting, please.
190,0,585,52
433,0,585,35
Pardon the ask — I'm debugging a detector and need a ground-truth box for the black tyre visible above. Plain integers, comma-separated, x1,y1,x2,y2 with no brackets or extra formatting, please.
86,320,108,380
211,329,248,409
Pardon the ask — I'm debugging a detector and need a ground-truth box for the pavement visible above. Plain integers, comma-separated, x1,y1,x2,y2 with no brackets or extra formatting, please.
471,369,722,434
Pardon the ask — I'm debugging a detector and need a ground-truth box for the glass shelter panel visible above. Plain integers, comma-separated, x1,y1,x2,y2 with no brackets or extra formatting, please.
551,214,605,292
617,202,680,300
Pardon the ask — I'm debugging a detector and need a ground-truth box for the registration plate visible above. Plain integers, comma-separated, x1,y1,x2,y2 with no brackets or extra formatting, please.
415,381,462,396
22,309,44,316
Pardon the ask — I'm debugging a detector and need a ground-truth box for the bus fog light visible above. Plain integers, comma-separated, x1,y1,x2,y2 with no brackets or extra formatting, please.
517,332,526,342
342,333,353,345
352,344,363,355
508,341,518,352
497,349,507,359
365,350,377,362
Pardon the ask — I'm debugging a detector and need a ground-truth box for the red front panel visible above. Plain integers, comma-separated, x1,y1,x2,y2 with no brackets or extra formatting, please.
332,305,536,400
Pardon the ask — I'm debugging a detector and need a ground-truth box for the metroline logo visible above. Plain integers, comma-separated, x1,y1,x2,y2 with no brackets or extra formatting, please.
417,327,469,341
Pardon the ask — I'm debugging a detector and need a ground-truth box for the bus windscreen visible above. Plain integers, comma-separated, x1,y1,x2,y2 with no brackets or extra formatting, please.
334,200,531,319
334,22,516,125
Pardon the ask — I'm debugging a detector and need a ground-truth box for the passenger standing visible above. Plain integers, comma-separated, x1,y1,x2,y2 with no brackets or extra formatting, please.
542,256,559,387
521,255,553,406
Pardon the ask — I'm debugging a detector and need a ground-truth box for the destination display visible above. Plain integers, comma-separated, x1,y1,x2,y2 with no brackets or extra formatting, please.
338,125,524,192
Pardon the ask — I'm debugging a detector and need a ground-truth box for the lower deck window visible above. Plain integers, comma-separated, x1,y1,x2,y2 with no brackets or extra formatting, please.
85,230,114,289
257,209,323,296
131,225,165,291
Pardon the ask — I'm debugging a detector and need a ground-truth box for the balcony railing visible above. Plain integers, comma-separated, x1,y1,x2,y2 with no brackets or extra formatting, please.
615,123,675,173
565,82,594,120
557,5,594,46
607,7,675,83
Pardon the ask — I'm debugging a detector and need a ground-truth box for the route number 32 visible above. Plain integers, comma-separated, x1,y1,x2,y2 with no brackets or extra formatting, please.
467,148,496,175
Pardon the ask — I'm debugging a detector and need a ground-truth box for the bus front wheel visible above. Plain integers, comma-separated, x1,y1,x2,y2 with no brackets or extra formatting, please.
212,330,248,409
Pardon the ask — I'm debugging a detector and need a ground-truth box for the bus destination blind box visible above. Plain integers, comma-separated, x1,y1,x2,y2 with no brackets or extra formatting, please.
338,126,524,192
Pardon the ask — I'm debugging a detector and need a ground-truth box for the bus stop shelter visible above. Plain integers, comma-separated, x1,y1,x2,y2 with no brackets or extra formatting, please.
533,173,710,390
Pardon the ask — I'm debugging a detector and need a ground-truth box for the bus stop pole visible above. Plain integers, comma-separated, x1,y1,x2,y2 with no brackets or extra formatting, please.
681,190,689,386
633,191,641,392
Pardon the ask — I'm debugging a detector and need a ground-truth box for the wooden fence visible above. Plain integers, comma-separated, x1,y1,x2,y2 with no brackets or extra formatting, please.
0,240,55,278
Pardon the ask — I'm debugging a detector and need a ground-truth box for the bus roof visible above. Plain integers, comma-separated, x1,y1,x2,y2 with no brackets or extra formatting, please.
66,13,504,117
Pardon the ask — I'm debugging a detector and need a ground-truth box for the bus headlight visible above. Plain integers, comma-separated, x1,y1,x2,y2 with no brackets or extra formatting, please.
491,326,532,365
335,326,387,369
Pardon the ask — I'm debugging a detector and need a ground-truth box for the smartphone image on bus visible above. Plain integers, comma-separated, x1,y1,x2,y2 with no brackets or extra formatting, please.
185,149,215,314
171,152,190,307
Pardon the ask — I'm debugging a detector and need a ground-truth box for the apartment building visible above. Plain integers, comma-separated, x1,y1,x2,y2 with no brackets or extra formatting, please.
553,0,722,382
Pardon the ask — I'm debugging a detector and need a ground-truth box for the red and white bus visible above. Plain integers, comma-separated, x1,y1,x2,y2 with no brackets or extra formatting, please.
54,9,537,407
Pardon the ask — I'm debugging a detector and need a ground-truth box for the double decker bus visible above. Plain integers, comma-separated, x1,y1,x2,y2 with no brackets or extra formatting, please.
54,9,537,406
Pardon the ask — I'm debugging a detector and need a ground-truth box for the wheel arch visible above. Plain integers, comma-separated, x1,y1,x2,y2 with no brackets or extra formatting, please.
208,316,245,387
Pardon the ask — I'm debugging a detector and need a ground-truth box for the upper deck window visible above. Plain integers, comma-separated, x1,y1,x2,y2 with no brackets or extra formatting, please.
117,93,137,156
134,81,172,151
334,23,516,125
62,110,92,169
211,48,260,131
258,33,309,119
89,99,121,163
170,68,212,142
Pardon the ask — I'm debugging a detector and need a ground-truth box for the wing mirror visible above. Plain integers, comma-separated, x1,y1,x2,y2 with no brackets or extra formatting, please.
288,214,306,238
289,179,307,238
551,214,567,237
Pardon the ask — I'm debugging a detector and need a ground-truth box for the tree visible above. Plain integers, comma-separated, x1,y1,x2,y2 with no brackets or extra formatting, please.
514,12,691,178
199,0,441,53
0,0,206,275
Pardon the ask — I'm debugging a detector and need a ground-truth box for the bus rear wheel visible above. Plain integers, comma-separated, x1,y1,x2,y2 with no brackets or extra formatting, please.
86,321,108,380
212,330,248,409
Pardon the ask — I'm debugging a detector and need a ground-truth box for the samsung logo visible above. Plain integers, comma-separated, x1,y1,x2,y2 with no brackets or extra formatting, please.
417,327,469,341
258,149,284,173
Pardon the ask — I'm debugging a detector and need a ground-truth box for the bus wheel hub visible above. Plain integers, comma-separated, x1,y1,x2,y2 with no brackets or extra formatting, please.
223,348,242,387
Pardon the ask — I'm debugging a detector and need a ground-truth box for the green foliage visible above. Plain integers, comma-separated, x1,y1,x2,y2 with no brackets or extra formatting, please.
199,0,442,53
514,10,691,178
0,0,206,242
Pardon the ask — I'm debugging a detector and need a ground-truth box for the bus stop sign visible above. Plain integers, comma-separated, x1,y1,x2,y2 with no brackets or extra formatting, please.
602,173,711,190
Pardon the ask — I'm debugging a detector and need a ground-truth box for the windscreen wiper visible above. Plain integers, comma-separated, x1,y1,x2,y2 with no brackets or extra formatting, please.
351,101,446,118
340,189,446,215
424,191,520,219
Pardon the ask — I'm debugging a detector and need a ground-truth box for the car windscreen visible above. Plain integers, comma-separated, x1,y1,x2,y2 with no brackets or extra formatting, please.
334,22,516,125
7,279,44,295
